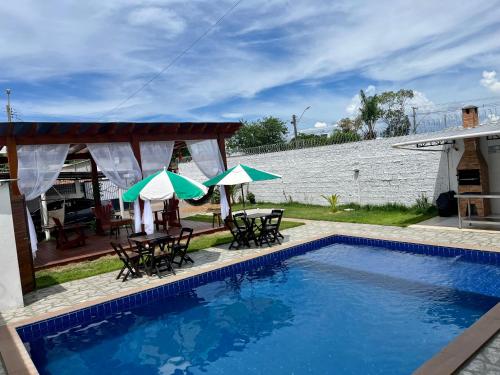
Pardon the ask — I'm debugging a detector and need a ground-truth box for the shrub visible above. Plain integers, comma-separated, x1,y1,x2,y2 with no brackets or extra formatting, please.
330,130,362,144
282,190,294,203
321,194,340,212
247,191,256,204
414,193,432,213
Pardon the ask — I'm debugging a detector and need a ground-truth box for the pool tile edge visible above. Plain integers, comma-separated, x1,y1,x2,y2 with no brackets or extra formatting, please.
0,325,38,375
413,303,500,375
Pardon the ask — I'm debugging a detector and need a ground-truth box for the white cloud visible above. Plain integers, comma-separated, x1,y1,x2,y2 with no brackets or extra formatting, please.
221,112,243,119
407,90,435,110
480,71,500,93
314,121,327,128
0,0,499,120
127,7,186,35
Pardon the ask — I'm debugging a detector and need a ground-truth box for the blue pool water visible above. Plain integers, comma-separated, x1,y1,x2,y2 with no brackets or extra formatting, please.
25,243,500,374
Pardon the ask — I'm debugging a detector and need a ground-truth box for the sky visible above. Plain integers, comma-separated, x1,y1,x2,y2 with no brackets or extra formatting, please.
1,0,500,134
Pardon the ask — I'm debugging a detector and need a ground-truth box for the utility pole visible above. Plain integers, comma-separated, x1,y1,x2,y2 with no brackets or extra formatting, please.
5,89,12,122
291,114,298,139
291,106,311,140
411,106,417,134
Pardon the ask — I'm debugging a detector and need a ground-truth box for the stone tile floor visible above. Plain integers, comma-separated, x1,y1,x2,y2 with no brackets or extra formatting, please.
1,220,499,374
460,332,500,375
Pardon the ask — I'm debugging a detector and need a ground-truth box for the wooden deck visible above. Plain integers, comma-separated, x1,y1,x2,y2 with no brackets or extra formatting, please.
34,219,224,270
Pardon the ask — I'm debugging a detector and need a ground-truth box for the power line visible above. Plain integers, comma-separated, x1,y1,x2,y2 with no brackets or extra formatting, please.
99,0,245,120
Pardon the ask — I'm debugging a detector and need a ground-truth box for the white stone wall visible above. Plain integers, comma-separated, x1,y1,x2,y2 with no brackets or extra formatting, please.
179,134,452,206
0,182,24,311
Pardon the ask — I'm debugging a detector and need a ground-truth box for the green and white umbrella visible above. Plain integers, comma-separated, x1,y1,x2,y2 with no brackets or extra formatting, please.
123,169,208,202
204,164,281,207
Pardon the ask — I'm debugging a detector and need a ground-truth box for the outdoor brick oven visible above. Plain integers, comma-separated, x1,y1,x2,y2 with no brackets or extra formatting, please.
457,105,490,217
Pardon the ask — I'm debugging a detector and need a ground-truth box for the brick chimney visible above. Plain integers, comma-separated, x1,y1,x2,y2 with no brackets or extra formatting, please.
462,105,479,129
457,105,490,217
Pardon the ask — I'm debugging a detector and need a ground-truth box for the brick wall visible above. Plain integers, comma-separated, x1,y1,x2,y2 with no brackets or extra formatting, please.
179,134,451,206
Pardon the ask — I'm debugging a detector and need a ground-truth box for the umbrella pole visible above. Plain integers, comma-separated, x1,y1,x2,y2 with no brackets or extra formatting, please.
241,184,246,211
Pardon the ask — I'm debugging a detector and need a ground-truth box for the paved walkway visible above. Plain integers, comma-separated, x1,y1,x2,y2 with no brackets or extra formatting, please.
1,220,499,374
460,332,500,374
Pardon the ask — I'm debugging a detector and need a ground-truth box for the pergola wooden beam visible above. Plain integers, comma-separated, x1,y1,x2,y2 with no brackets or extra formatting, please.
82,124,100,137
1,132,237,145
0,122,240,145
48,123,60,135
26,123,38,137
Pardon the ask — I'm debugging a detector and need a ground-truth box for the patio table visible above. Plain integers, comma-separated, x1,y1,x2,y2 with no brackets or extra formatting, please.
129,232,176,276
110,217,133,238
234,209,278,245
234,208,273,219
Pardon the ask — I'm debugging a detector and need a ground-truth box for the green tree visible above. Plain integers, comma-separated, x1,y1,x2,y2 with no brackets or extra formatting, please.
227,116,288,151
378,89,414,137
358,89,382,140
336,117,363,133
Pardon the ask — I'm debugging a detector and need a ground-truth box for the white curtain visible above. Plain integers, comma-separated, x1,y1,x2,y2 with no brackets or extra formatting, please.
87,143,143,232
140,141,175,177
17,144,70,256
186,139,230,219
139,141,175,234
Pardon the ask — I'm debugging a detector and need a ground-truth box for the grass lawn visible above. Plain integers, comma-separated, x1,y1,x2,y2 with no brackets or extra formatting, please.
229,202,437,227
35,220,304,289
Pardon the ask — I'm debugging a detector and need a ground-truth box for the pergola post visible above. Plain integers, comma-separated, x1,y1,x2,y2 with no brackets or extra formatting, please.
217,133,232,216
90,158,104,235
90,158,101,210
6,136,35,293
6,137,20,196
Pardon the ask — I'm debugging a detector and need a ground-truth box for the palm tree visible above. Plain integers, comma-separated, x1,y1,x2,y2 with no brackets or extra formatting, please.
359,90,381,140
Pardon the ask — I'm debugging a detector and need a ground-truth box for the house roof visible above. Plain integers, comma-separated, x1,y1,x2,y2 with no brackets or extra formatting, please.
391,121,500,149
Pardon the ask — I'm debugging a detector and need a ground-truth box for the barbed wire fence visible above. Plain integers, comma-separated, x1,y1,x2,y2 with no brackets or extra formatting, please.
227,100,500,156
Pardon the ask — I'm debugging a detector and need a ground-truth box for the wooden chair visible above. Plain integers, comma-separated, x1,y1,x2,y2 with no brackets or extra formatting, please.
258,213,282,247
152,238,176,277
271,209,285,239
234,212,258,246
127,231,148,272
153,209,168,231
93,204,132,238
52,217,86,250
171,228,194,267
224,217,250,250
110,242,141,282
92,204,113,234
166,199,181,227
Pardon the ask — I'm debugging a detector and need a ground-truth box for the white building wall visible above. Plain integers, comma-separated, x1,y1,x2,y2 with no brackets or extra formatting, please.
0,181,24,311
484,138,500,213
179,134,452,207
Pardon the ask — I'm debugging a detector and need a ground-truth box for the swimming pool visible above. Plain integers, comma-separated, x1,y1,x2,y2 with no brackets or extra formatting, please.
19,237,500,374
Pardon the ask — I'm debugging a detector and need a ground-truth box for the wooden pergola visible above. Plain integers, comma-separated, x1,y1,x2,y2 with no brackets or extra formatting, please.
0,121,241,293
